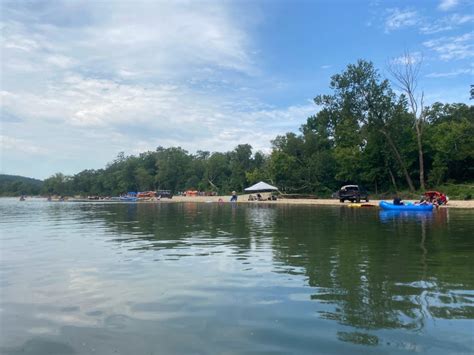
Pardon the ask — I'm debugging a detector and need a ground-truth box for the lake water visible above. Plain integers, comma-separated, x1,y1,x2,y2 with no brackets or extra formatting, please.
1,199,473,354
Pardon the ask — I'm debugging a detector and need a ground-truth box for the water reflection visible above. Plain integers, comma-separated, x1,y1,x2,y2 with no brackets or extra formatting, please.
1,200,473,354
379,210,434,223
270,206,473,346
86,203,474,334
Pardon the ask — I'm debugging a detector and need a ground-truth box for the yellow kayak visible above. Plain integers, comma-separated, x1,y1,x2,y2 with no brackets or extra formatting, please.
347,203,377,208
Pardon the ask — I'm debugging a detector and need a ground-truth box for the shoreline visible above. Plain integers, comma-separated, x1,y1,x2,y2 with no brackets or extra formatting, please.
72,195,473,209
10,195,474,209
168,195,474,209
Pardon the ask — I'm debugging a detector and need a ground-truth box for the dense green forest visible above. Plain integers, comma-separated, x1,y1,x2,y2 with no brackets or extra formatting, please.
2,60,473,198
0,175,43,196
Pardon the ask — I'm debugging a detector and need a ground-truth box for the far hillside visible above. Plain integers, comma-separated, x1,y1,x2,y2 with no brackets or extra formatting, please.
0,174,43,196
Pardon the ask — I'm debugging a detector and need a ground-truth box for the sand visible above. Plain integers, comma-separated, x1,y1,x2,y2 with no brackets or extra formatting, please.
167,194,474,209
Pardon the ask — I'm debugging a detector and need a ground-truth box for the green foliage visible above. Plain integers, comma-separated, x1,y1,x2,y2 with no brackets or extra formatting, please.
228,144,253,191
0,174,43,196
206,152,231,192
155,146,192,191
425,103,474,185
42,173,71,196
437,183,474,200
29,143,268,196
4,60,471,198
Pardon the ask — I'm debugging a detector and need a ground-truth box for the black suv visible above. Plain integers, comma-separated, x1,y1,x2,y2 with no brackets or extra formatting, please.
337,185,369,203
156,190,173,199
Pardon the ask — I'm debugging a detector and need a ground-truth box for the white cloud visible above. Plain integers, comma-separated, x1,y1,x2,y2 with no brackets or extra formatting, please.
381,3,471,35
0,1,257,91
2,1,304,178
0,135,48,155
424,86,471,103
390,52,422,65
423,32,474,60
420,14,474,34
2,67,316,177
384,8,419,32
45,54,76,69
1,73,316,152
448,14,474,24
438,0,459,11
419,24,453,34
426,68,474,77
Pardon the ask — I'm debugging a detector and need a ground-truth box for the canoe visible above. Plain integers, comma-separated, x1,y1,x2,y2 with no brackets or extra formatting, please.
379,201,433,211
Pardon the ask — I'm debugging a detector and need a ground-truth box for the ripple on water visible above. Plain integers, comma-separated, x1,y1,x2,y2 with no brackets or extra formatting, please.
1,200,473,354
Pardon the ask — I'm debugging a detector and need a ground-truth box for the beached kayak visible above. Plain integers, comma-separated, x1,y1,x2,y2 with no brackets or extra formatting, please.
347,203,377,208
379,201,433,211
118,196,138,202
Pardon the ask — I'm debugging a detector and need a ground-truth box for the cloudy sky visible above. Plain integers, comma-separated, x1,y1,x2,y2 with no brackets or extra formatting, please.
1,0,472,179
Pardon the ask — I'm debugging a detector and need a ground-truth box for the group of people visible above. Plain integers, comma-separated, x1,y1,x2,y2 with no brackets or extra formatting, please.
393,192,448,206
230,191,278,202
248,193,278,201
248,193,264,201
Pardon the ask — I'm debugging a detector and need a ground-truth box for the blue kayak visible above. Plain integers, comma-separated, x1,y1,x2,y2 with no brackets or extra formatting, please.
379,201,434,211
119,196,138,202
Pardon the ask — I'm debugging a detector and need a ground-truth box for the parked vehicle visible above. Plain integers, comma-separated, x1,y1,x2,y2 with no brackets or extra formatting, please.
336,185,369,203
156,190,173,199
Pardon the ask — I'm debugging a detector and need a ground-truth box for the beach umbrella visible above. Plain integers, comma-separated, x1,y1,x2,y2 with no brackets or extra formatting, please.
244,181,278,192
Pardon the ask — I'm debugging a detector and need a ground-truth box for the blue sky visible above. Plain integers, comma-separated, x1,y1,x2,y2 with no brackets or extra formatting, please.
1,0,473,179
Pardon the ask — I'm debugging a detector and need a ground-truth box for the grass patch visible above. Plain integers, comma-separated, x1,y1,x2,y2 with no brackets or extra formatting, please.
370,183,474,201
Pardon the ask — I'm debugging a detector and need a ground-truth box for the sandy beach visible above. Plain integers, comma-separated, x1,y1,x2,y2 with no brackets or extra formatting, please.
61,194,474,208
166,195,474,209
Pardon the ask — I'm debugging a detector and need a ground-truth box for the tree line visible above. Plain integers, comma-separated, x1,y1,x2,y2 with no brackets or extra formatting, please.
0,175,43,196
4,59,473,197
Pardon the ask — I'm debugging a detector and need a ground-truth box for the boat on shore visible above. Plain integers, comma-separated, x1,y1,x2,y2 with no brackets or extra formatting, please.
137,191,156,198
114,196,138,202
379,201,434,211
347,203,376,208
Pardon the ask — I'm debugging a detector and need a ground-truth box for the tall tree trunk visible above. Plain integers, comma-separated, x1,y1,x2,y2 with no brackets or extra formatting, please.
387,50,426,192
208,179,218,190
380,129,416,192
388,167,398,192
415,121,426,190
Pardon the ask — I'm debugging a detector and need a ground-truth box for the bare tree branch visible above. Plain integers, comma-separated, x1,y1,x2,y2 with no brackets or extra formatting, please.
387,50,426,190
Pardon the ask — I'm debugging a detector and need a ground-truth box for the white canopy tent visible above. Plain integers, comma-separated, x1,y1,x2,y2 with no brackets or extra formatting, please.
244,181,278,192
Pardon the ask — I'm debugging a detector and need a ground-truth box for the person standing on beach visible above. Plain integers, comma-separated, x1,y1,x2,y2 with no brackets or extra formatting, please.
230,191,238,202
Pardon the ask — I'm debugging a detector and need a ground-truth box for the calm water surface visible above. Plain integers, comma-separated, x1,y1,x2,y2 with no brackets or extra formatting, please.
1,199,473,354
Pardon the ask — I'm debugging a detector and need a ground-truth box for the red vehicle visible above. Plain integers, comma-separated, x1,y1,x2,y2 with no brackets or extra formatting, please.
424,191,448,205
